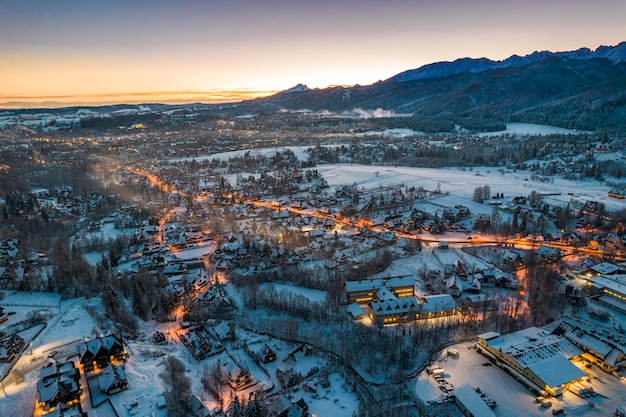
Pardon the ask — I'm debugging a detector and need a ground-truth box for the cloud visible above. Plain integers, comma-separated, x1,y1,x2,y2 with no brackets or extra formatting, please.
351,108,412,119
300,108,413,119
345,107,412,119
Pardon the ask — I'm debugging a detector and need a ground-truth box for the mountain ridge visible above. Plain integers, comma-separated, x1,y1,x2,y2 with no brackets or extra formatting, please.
386,42,626,82
251,42,626,135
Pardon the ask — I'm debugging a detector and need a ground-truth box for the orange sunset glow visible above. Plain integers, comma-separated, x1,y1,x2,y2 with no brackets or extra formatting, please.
2,0,626,108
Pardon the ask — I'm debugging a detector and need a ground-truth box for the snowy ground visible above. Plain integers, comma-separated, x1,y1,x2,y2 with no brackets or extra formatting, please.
170,146,318,164
478,122,583,137
0,290,358,417
313,163,625,212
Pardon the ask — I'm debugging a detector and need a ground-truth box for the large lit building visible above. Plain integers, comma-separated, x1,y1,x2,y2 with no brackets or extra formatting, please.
477,327,586,396
368,294,457,326
344,276,414,304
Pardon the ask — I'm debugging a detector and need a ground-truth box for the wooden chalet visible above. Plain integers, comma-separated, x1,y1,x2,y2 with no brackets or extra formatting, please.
98,364,129,395
37,361,82,411
0,333,25,362
78,333,127,373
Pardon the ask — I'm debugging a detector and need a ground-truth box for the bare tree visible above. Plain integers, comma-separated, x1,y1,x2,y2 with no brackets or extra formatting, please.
160,355,192,417
202,362,225,405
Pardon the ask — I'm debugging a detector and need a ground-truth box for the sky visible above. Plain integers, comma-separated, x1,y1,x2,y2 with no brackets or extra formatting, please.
1,0,626,108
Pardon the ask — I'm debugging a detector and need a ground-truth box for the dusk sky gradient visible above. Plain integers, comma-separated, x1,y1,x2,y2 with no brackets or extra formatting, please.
2,0,626,107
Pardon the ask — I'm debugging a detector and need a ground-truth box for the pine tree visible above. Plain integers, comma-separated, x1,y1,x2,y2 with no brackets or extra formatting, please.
512,208,519,232
244,398,268,417
227,394,244,417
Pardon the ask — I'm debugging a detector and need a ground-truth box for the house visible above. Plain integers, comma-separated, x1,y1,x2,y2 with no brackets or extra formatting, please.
369,297,421,326
445,275,464,297
346,303,365,320
537,245,562,261
589,262,623,276
287,344,313,362
78,332,127,373
417,294,458,319
213,321,236,341
98,364,129,395
179,326,224,360
0,333,25,362
218,357,255,390
37,361,82,411
197,284,234,317
502,250,521,270
379,231,396,242
153,331,167,344
187,395,212,417
255,343,277,363
275,395,309,417
125,395,156,417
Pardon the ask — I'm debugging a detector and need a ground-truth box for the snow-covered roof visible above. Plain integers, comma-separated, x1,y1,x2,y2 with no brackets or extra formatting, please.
344,276,413,293
527,355,585,388
98,364,126,392
375,286,397,301
453,384,495,417
371,297,419,315
346,303,364,318
565,330,613,358
421,294,457,313
589,275,626,297
477,331,502,342
486,327,582,368
37,378,59,404
590,262,622,275
597,294,626,312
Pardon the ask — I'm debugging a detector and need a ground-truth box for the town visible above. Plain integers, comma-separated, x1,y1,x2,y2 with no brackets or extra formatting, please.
1,106,626,417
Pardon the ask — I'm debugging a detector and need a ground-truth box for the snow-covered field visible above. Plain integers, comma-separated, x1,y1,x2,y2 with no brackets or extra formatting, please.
264,283,327,304
313,163,624,211
478,122,583,137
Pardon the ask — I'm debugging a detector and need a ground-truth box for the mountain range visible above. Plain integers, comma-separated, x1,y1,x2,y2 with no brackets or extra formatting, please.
248,42,626,135
3,43,626,136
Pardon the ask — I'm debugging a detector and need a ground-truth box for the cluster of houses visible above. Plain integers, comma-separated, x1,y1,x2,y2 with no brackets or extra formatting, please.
442,260,518,298
30,188,110,222
179,324,227,360
34,333,128,416
36,360,84,415
0,238,31,289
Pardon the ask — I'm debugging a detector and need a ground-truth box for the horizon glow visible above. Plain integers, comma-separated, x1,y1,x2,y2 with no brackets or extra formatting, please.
2,0,625,108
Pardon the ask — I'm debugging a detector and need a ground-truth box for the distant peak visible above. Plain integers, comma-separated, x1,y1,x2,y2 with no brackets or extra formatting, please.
283,84,309,93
